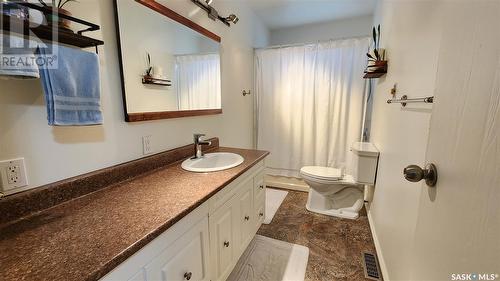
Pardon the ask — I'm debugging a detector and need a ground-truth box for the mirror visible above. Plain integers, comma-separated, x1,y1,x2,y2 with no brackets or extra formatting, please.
114,0,222,122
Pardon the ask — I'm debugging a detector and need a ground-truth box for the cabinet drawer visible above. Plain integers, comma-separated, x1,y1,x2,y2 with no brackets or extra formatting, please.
145,217,210,281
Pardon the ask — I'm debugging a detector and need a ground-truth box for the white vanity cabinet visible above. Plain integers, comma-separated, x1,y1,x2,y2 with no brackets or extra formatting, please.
101,160,265,281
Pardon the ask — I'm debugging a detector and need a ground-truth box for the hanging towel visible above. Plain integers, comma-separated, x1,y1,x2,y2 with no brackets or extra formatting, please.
0,34,40,79
38,44,102,126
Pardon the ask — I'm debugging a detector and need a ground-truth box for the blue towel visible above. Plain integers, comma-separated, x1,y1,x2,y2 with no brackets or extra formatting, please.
0,34,40,79
38,45,102,126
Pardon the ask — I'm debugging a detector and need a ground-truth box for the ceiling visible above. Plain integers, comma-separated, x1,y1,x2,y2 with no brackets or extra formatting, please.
246,0,377,30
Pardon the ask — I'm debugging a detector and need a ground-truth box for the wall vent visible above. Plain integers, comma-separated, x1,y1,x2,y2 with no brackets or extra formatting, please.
362,252,382,280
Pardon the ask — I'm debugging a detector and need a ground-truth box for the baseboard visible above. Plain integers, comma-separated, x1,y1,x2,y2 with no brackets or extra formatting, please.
264,175,309,192
366,205,390,281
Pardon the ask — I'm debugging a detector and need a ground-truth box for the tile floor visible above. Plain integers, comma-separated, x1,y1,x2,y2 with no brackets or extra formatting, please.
257,189,379,281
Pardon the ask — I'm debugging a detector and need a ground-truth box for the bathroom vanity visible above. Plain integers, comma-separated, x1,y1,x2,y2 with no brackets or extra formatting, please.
0,139,268,281
101,157,266,281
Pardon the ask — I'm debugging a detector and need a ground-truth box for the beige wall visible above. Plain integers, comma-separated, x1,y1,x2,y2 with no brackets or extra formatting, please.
270,15,373,46
0,0,269,194
367,1,443,280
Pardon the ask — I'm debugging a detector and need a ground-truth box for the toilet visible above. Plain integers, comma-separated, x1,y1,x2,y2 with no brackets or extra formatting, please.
300,142,379,219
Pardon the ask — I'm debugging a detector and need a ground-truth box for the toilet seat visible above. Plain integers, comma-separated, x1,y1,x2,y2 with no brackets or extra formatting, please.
300,166,343,181
301,173,357,185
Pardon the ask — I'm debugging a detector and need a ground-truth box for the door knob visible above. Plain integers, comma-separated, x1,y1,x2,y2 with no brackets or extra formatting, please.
403,163,438,187
184,272,192,280
244,215,250,221
223,241,230,247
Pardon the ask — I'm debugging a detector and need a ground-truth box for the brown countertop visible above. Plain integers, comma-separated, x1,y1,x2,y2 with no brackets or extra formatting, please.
0,147,269,281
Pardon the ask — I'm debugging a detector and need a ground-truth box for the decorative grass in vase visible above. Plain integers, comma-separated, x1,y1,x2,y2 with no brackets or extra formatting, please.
365,24,387,75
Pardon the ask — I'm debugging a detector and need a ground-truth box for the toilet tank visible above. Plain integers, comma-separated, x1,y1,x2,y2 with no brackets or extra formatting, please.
350,142,379,184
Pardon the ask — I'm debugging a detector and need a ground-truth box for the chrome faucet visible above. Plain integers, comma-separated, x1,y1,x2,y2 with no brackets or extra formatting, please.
192,133,212,159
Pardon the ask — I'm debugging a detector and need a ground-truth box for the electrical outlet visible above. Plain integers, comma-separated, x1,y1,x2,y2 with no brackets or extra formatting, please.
0,158,28,192
143,135,153,155
7,165,21,184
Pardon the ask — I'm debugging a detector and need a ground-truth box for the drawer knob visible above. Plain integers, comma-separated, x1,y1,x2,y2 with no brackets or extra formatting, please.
223,241,230,247
259,212,264,217
184,272,192,280
244,215,250,221
259,184,264,189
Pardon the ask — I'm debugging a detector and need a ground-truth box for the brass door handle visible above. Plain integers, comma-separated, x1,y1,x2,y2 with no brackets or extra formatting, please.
404,163,438,187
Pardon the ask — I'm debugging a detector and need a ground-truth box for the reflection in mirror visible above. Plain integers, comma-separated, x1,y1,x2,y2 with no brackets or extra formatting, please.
176,53,221,110
115,0,222,121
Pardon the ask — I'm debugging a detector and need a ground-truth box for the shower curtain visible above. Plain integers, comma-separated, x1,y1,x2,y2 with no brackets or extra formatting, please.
175,53,221,110
255,37,369,177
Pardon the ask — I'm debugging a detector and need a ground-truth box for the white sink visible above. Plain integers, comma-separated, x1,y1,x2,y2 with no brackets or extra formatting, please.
181,152,244,172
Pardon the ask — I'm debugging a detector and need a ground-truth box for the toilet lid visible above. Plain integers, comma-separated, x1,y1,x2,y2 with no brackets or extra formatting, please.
300,166,343,180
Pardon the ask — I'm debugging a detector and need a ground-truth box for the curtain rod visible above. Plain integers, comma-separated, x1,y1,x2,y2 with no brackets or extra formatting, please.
255,35,371,51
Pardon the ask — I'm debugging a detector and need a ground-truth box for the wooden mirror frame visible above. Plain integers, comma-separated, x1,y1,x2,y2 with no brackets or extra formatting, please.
114,0,223,122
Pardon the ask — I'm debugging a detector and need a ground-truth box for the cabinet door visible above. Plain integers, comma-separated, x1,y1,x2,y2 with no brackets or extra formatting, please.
254,197,265,230
210,197,238,281
253,172,265,201
238,179,254,254
145,217,210,281
253,172,266,231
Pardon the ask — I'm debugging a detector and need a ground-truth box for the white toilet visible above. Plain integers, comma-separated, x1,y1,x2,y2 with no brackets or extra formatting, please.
300,142,379,219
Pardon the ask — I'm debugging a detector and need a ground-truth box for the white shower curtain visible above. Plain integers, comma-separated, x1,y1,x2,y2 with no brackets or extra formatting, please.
176,53,221,110
255,37,369,177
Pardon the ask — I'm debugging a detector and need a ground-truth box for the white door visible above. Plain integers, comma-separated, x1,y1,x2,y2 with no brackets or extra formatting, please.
410,2,500,280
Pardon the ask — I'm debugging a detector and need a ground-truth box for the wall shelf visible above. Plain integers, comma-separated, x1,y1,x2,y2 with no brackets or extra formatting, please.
363,72,386,79
363,60,388,79
1,2,103,50
142,75,172,86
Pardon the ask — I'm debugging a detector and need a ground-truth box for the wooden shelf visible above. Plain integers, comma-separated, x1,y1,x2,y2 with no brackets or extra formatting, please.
363,72,387,79
363,60,388,79
2,15,103,49
142,75,172,86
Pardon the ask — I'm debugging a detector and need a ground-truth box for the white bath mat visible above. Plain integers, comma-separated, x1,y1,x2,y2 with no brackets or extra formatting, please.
227,235,309,281
264,188,288,224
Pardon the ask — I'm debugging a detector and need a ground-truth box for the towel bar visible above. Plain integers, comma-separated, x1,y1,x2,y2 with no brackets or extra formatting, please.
387,95,434,107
